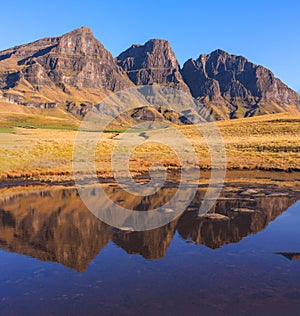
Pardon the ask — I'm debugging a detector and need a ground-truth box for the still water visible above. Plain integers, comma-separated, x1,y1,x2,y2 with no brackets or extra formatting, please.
0,181,300,315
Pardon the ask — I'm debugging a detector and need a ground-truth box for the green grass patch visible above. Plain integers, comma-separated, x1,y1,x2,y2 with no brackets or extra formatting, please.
103,128,150,133
0,127,14,133
10,121,78,131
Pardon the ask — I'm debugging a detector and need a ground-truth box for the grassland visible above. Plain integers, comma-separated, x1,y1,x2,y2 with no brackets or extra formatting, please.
0,102,299,181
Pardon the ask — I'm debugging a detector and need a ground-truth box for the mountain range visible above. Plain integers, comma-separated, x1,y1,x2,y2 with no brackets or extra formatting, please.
0,26,299,120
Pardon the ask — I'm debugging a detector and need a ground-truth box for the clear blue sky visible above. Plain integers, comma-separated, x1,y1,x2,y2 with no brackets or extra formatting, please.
1,0,299,91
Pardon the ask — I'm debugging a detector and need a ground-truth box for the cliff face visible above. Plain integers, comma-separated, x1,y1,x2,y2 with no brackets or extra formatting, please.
117,39,191,94
0,27,132,108
30,26,131,91
181,50,300,119
0,27,299,119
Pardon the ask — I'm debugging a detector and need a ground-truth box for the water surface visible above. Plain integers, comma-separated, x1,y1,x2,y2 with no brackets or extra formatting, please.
0,181,300,315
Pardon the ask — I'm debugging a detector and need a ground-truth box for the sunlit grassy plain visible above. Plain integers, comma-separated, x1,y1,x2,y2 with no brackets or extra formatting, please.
0,101,299,181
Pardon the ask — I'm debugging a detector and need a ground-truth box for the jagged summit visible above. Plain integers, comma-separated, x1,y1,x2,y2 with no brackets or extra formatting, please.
71,25,93,33
117,38,190,93
210,49,229,55
0,26,132,108
181,49,300,118
0,26,94,59
0,27,299,119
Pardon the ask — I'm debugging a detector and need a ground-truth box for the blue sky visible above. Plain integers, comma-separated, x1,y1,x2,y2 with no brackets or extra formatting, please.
1,0,299,91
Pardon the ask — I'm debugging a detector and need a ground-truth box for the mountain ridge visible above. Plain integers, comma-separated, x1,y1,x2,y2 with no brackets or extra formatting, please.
117,38,191,94
0,26,132,112
0,26,299,120
181,49,300,118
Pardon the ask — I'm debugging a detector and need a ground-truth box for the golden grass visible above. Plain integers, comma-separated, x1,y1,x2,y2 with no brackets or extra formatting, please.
0,110,299,181
0,102,79,128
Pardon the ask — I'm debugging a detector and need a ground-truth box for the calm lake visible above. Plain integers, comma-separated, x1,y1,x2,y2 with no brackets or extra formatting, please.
0,177,300,315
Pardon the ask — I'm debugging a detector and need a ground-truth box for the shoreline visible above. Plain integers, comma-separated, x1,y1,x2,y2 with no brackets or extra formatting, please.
0,169,299,190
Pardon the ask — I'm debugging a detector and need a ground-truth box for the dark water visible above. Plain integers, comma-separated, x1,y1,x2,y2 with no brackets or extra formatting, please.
0,182,300,315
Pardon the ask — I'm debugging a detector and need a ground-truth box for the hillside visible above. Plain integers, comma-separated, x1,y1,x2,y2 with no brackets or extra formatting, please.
181,49,300,118
0,26,299,120
0,26,132,113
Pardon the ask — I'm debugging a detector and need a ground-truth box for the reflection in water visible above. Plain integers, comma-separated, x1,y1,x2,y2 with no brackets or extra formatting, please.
275,252,300,261
0,184,299,272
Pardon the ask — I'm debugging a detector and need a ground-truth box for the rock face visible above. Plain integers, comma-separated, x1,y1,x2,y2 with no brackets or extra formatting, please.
181,50,300,118
0,27,299,119
0,26,132,107
117,39,191,94
34,26,131,91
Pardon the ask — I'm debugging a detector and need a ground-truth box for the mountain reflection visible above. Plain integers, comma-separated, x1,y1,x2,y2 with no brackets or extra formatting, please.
0,184,298,272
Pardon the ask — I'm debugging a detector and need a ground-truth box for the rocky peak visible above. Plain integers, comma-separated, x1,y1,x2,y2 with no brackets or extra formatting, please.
0,28,299,119
0,26,132,107
143,39,179,69
181,49,300,118
55,26,106,57
30,26,131,91
117,39,190,93
118,39,177,69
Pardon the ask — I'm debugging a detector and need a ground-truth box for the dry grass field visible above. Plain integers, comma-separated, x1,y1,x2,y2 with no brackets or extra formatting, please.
0,101,299,181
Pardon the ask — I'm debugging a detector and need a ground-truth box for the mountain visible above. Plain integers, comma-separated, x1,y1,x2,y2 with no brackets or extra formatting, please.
181,49,300,119
0,26,132,110
0,26,299,120
117,39,190,93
